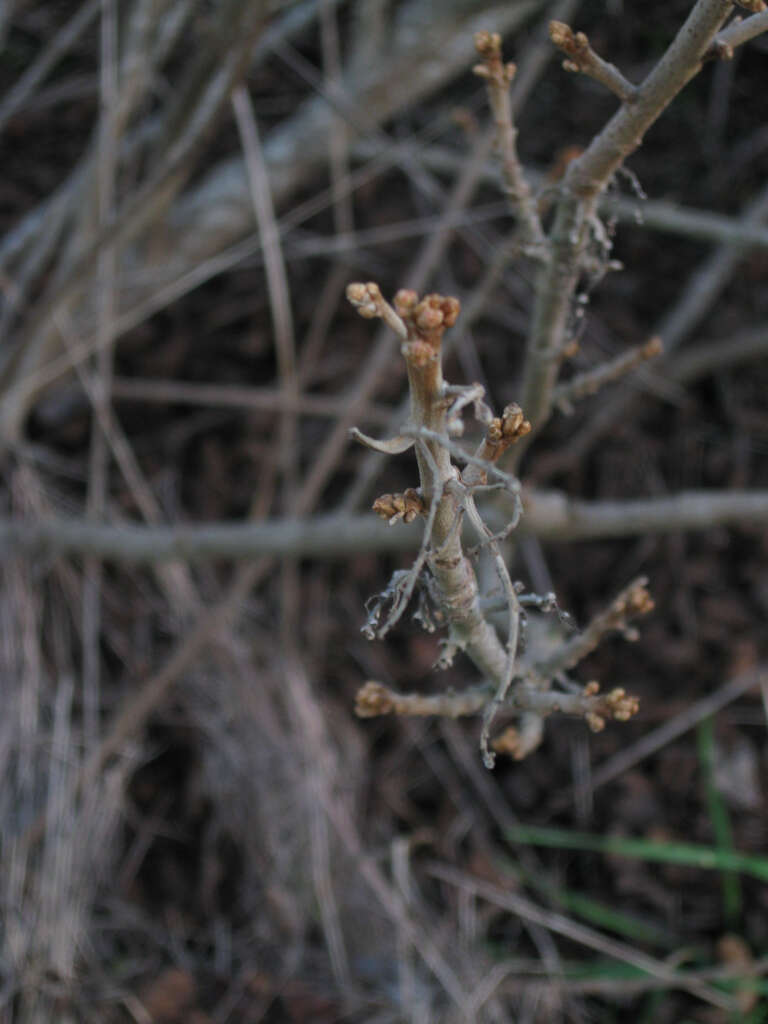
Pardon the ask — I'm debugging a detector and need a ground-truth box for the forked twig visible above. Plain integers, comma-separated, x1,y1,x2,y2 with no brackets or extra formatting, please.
348,282,646,762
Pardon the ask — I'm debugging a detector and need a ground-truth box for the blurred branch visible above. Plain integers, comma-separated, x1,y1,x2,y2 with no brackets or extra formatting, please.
545,179,768,473
670,325,768,383
355,678,638,730
353,138,768,250
3,490,767,562
0,0,100,137
428,864,737,1010
553,336,662,412
0,0,271,445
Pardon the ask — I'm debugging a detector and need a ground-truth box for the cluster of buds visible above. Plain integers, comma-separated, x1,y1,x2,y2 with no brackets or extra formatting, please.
462,403,531,487
612,579,655,621
491,725,531,761
483,403,531,455
346,281,408,339
548,20,593,74
346,284,461,358
583,680,640,732
372,488,427,525
394,290,461,351
473,30,517,86
355,681,395,718
346,280,384,319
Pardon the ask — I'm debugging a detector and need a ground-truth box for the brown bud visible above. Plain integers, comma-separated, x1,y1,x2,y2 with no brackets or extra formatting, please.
414,302,444,332
500,403,531,440
355,681,394,717
474,31,501,58
394,289,419,317
585,712,605,733
346,281,381,319
642,336,663,358
549,20,572,48
373,489,426,524
441,296,461,327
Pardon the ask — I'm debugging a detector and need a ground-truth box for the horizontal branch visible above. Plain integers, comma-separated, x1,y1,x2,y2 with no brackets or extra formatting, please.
355,679,639,730
3,489,768,563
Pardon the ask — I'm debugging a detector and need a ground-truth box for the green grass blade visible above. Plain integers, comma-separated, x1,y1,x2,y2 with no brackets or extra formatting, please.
697,715,742,925
505,824,768,883
500,855,674,948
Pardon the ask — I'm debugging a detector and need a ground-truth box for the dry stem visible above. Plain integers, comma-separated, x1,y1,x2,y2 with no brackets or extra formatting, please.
548,20,637,101
473,31,547,254
347,282,648,761
517,0,742,458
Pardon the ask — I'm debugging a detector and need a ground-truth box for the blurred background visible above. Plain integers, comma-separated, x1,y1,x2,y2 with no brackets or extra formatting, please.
1,0,768,1021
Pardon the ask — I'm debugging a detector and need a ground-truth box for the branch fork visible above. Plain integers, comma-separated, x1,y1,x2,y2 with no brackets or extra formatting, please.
346,281,649,763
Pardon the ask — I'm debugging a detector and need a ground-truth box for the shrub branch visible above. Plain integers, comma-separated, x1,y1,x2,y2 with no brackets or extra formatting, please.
346,283,646,762
517,0,739,455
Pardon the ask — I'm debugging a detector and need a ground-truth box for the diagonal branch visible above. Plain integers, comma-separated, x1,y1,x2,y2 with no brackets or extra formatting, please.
516,0,745,460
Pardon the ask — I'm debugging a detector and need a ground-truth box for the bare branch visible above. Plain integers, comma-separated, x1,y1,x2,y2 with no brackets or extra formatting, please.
517,0,743,456
709,7,768,53
463,495,521,768
355,680,491,719
549,20,638,102
4,489,768,562
553,336,663,412
355,678,638,732
0,0,101,138
532,577,654,681
473,31,547,253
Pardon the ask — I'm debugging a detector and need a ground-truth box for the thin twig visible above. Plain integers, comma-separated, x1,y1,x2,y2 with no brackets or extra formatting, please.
82,0,119,751
516,0,746,460
232,83,299,510
464,495,521,768
549,20,637,101
532,577,653,680
560,667,765,808
109,375,396,423
473,31,548,254
0,0,101,137
355,678,638,728
542,178,768,473
553,336,663,412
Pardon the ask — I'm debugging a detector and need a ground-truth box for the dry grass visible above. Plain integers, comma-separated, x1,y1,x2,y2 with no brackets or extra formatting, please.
2,2,768,1022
